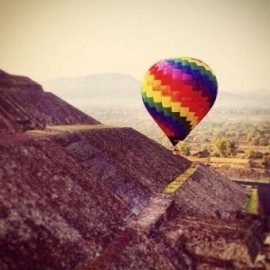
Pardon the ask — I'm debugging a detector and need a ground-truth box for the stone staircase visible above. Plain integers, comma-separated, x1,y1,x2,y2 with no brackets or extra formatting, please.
131,194,172,230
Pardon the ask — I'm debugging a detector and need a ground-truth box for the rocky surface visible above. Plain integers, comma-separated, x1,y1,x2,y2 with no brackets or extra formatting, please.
86,228,175,270
0,136,131,269
150,214,268,269
53,128,247,218
174,165,247,218
0,70,269,269
0,70,99,135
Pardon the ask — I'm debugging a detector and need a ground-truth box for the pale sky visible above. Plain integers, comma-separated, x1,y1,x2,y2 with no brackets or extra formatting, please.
1,0,270,91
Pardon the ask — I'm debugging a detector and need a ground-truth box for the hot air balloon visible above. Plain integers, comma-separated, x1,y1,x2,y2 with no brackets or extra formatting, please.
141,57,218,147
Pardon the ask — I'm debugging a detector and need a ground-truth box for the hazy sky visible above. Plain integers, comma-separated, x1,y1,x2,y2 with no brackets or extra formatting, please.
1,0,270,91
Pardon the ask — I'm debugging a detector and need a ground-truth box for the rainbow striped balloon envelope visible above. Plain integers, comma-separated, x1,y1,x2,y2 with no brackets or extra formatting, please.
141,57,218,146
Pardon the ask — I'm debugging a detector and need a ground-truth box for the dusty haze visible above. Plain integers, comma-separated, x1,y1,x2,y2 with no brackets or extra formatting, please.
1,0,270,91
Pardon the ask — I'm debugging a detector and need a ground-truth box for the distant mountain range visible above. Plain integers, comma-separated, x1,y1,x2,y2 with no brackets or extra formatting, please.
41,73,270,110
42,73,141,109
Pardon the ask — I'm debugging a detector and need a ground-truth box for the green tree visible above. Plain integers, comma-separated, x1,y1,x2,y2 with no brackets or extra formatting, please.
213,137,237,157
176,142,191,156
251,136,260,145
246,150,263,159
200,144,211,157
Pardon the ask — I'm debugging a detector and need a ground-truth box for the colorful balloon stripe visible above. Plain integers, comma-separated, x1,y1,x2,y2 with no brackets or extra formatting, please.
141,57,218,146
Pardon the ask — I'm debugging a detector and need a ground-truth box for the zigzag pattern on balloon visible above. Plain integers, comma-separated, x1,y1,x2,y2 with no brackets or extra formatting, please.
141,57,218,146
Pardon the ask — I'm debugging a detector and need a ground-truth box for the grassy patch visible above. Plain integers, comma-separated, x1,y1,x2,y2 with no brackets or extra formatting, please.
245,188,259,214
47,125,99,131
26,124,117,137
162,165,196,194
26,130,59,136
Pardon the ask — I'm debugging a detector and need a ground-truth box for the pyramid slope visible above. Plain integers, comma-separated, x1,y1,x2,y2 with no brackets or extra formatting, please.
0,70,268,269
0,70,99,135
